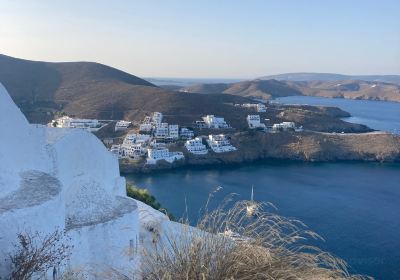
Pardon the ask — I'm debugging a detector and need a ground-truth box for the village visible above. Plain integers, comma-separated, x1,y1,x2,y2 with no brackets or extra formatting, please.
49,102,303,166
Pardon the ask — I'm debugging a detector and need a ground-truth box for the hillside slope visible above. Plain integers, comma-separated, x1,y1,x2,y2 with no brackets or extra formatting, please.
182,79,302,100
0,54,250,123
288,80,400,102
182,78,400,102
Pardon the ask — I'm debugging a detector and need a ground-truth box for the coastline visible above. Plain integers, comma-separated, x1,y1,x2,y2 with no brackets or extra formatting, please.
120,130,400,174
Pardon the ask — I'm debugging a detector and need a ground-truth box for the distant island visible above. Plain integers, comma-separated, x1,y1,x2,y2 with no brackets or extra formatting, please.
179,77,400,103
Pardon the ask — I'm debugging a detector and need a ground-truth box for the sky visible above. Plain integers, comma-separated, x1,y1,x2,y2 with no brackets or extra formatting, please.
0,0,399,78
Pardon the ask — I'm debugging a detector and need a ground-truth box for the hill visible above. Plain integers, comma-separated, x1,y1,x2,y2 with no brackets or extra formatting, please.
182,79,302,100
182,78,400,102
259,72,400,85
287,79,400,102
0,54,250,124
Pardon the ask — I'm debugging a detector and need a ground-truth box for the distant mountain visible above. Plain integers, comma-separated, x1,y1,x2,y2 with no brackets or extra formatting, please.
0,54,251,124
182,77,400,102
182,79,302,100
259,72,400,85
287,80,400,102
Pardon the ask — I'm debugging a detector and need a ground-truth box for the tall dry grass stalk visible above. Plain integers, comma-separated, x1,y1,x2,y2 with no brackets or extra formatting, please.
140,194,372,280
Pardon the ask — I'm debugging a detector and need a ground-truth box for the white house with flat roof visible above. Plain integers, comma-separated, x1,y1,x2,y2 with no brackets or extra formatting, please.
122,143,147,158
124,133,151,144
180,127,194,139
154,123,169,139
52,116,100,130
272,122,295,131
151,112,163,125
256,103,266,112
115,120,131,131
247,115,266,129
202,115,229,129
168,124,179,140
110,144,122,158
147,148,184,164
185,137,208,155
207,134,237,153
242,103,266,112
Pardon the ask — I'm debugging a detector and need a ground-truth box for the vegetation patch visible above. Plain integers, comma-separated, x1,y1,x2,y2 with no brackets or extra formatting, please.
126,183,175,220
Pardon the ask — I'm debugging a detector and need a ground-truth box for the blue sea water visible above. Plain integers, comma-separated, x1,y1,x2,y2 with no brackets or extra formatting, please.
274,96,400,135
128,163,400,279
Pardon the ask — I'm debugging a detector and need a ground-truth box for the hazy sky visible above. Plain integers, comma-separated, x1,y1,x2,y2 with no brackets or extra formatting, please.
1,0,399,78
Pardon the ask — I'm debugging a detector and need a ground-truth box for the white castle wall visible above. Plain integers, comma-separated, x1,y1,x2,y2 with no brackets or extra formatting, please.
0,84,142,278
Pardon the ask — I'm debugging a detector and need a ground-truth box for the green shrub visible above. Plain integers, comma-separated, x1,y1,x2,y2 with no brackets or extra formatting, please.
126,183,175,221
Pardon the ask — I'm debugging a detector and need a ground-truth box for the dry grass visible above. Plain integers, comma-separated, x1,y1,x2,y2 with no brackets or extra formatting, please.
139,193,372,280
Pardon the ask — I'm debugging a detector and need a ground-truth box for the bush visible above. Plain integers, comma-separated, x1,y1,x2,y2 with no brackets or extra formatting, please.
126,184,175,221
7,229,72,280
140,195,371,280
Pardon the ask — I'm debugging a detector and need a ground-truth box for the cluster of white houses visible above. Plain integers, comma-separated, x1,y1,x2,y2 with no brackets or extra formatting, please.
108,109,302,165
110,112,238,164
110,132,185,165
111,112,189,164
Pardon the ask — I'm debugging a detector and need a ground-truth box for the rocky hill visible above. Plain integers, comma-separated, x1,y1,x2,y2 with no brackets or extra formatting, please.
182,78,400,102
0,54,251,124
182,79,302,100
287,80,400,102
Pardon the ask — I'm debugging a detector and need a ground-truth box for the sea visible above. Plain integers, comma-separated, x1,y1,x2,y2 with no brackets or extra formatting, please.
127,95,400,279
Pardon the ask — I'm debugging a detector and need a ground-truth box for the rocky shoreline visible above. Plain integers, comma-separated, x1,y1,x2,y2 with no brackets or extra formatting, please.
120,130,400,174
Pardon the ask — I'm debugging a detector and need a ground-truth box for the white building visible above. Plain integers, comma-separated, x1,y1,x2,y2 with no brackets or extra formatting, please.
151,112,163,125
154,123,179,140
246,115,266,129
272,122,295,131
154,123,169,139
256,103,266,112
0,84,141,278
52,116,100,130
242,103,266,113
180,128,194,139
150,139,167,149
124,133,151,145
195,120,208,129
115,120,131,131
206,134,237,153
147,148,184,164
139,123,152,132
202,115,229,129
121,143,147,158
110,144,122,158
168,124,179,140
185,137,208,155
